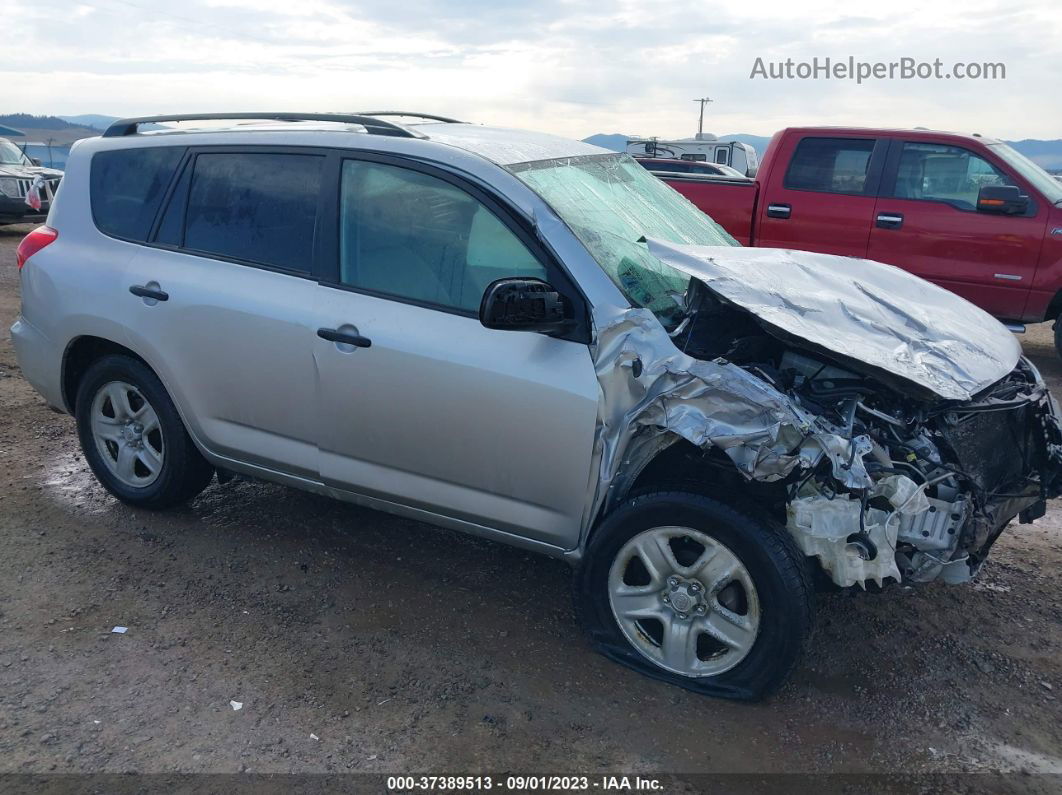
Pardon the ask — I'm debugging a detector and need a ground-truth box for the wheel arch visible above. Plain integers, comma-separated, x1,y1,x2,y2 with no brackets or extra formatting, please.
1044,289,1062,324
587,434,790,551
61,335,155,414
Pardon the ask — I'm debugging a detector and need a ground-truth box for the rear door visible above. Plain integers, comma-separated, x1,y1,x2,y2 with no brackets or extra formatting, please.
121,147,325,477
868,140,1047,319
756,135,887,256
312,154,600,548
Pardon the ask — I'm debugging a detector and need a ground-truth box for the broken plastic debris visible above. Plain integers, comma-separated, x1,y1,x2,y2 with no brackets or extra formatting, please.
111,626,128,634
310,733,319,741
230,700,243,711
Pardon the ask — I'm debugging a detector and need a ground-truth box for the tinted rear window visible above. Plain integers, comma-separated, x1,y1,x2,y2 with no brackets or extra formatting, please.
784,137,877,195
91,147,184,241
182,152,322,272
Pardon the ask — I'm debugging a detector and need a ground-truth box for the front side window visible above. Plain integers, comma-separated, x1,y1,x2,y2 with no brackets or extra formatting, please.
510,153,737,330
91,147,184,241
893,142,1014,210
339,160,546,313
182,152,322,272
784,137,877,195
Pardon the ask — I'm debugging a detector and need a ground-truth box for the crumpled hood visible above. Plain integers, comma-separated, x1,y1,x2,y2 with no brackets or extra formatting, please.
646,240,1021,401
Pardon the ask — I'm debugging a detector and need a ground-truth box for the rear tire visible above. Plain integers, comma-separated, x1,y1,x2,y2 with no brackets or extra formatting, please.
75,355,214,508
574,491,813,700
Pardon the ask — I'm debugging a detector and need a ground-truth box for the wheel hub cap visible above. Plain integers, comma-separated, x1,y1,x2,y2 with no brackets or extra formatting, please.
607,525,761,678
89,381,164,488
663,578,702,616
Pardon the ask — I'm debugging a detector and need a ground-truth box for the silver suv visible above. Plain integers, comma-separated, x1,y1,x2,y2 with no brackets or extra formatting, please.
12,112,1062,699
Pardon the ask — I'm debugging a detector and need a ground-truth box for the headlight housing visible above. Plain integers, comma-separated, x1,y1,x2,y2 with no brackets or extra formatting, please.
0,177,20,197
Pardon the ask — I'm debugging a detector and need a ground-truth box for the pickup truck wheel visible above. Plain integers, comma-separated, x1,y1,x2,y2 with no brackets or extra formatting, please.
574,491,812,700
75,355,214,508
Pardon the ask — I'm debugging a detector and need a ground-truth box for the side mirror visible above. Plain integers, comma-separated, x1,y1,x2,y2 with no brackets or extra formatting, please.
977,184,1029,215
479,278,571,334
29,158,41,167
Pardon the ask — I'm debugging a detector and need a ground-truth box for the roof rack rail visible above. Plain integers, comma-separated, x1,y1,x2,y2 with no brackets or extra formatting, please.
356,111,464,124
101,112,427,139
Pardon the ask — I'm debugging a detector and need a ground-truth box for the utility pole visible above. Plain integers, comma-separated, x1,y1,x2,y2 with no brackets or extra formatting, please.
693,97,713,136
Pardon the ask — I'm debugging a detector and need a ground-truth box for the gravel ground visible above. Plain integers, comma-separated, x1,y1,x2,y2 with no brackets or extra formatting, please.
0,224,1059,783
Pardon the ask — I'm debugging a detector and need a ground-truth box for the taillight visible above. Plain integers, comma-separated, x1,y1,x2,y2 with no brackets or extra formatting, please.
16,225,58,270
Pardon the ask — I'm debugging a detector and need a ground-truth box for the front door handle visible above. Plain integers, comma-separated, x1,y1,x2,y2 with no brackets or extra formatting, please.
317,327,372,348
876,213,904,230
766,203,791,219
129,284,169,302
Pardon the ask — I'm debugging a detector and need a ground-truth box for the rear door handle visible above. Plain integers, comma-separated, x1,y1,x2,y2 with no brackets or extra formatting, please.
766,203,791,219
876,213,904,230
129,284,169,302
317,327,372,348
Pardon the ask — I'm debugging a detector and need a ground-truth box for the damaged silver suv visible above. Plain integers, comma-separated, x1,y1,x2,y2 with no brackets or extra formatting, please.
12,112,1062,699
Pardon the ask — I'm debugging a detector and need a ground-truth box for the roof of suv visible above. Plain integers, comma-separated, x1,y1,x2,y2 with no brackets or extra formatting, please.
100,113,610,167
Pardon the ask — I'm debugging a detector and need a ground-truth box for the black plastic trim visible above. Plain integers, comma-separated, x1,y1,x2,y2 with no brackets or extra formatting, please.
102,112,424,139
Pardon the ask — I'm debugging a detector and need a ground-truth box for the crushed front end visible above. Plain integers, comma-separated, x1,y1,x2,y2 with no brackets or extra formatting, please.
587,242,1062,590
779,354,1062,587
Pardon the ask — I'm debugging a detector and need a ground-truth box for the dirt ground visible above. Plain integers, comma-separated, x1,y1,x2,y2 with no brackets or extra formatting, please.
0,223,1059,784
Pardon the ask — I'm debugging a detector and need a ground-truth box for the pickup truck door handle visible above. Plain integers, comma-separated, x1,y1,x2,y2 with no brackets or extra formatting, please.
766,203,791,219
876,213,904,230
317,327,372,348
129,284,169,302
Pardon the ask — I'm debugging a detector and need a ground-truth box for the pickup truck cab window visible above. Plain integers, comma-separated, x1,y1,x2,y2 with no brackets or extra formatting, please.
338,159,546,313
784,137,878,195
892,142,1014,211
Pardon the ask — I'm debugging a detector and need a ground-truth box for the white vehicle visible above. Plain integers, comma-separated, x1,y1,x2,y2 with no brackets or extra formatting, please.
626,134,759,177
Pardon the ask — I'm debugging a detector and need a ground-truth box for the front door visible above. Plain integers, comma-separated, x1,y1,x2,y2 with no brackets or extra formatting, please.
313,156,600,548
867,140,1047,320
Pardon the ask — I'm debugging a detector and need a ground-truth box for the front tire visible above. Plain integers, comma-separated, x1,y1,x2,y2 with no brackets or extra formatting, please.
574,491,813,700
75,355,214,508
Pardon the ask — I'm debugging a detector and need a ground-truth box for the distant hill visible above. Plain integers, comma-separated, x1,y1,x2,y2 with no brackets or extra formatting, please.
583,132,1062,171
584,133,628,151
0,113,97,132
59,114,121,131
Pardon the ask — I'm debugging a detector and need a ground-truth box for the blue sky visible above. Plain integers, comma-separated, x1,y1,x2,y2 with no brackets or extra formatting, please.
4,0,1060,140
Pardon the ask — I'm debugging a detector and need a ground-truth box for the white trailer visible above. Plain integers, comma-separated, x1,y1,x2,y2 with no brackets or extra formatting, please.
626,133,759,177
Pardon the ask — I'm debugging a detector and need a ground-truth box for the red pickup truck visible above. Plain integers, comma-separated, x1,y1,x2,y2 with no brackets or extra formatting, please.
655,127,1062,351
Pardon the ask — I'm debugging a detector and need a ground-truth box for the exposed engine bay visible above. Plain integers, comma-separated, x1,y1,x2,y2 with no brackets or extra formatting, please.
675,288,1062,588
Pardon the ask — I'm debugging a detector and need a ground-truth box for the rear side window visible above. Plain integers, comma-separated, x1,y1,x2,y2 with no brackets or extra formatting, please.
784,137,877,195
181,152,322,272
90,147,183,241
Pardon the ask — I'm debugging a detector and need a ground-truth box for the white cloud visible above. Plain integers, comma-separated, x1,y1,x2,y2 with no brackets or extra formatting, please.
1,0,1060,140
